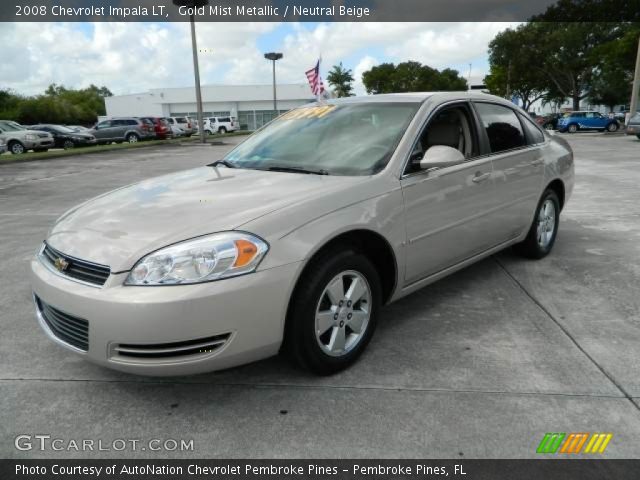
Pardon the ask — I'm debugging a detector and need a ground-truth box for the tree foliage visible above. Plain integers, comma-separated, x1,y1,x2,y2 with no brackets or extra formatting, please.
485,0,640,111
0,84,112,125
327,62,355,97
362,61,467,94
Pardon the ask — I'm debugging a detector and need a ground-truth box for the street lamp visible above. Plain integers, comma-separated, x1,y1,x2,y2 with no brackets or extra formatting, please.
264,52,283,113
173,0,208,143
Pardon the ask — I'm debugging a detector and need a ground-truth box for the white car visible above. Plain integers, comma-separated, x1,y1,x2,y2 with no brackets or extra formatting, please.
202,116,239,134
166,117,194,136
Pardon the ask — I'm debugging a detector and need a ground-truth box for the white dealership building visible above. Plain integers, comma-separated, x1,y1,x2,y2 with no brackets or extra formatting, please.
105,83,315,130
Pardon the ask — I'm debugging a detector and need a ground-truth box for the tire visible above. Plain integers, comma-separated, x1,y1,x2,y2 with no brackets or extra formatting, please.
567,124,578,133
9,141,25,154
218,127,227,134
636,134,640,140
63,139,75,150
205,129,213,135
285,247,382,374
607,122,618,132
514,189,560,259
544,123,554,130
126,133,139,143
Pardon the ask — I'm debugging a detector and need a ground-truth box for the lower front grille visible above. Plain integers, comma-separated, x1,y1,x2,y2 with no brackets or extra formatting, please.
35,295,89,352
113,334,230,360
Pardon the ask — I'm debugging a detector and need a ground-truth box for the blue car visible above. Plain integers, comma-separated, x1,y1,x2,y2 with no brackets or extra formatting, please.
557,111,620,133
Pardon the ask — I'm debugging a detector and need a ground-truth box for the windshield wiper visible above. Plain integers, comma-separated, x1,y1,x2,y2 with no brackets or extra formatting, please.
208,159,236,168
266,166,329,175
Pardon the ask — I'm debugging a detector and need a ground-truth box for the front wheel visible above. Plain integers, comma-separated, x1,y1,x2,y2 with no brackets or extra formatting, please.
607,122,618,132
9,141,25,154
514,189,560,259
285,248,381,374
544,123,554,130
567,124,578,133
63,139,75,149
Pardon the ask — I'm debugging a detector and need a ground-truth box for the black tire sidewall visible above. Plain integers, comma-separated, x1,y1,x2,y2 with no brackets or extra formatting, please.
287,249,382,374
9,141,24,154
518,190,560,259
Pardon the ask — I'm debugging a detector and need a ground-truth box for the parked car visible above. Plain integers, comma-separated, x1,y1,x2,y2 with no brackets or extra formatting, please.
166,116,194,136
536,113,562,130
557,111,619,133
0,120,55,154
30,124,97,149
30,92,573,376
625,113,640,140
89,117,154,144
66,125,91,133
202,116,239,134
139,117,173,139
169,124,185,137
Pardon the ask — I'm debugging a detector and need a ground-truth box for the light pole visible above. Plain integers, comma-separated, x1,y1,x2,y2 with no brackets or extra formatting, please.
627,34,640,125
264,52,283,113
173,0,208,143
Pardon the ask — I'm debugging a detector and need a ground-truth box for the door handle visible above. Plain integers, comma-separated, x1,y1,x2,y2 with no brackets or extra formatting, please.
472,172,491,183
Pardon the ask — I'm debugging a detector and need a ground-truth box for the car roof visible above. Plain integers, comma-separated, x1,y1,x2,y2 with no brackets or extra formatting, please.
318,91,517,107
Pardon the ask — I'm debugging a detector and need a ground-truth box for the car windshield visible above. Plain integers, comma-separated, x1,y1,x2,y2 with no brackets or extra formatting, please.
50,125,76,133
0,121,25,131
224,102,420,176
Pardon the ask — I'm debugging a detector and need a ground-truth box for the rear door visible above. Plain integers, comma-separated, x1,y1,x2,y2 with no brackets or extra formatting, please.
472,101,545,240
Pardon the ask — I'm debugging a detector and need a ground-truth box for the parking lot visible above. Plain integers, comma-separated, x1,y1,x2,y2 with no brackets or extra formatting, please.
1,133,639,459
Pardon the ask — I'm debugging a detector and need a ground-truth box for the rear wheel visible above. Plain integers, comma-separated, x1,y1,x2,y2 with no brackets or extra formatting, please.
567,124,578,133
544,123,554,130
63,139,75,149
514,189,560,259
8,141,25,154
218,127,227,134
285,247,381,374
126,133,139,143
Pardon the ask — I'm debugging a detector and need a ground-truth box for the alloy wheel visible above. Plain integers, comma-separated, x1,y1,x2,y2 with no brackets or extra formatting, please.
314,270,372,357
536,199,556,248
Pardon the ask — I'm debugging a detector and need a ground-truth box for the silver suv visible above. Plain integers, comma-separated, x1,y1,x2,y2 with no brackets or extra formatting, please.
89,117,154,144
0,120,55,154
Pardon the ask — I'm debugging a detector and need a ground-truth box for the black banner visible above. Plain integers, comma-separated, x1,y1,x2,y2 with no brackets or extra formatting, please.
3,0,640,22
2,460,640,480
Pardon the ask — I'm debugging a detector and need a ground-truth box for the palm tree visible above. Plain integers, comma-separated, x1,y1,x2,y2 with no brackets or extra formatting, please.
327,62,355,98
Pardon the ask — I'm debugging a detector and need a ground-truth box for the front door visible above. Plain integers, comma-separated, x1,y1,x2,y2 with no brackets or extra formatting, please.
400,102,498,284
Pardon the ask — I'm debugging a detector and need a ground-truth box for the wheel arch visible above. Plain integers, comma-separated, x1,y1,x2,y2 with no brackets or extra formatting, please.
291,229,398,306
546,178,565,211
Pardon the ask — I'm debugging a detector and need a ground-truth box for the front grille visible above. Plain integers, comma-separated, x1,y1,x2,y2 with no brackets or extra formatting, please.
41,243,110,286
35,295,89,351
113,334,231,360
37,133,50,138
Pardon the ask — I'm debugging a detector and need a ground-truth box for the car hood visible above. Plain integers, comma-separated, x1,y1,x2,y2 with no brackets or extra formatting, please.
47,166,362,272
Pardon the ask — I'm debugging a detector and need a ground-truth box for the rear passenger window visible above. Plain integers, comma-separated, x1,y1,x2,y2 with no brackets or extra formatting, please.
475,103,526,153
520,115,545,145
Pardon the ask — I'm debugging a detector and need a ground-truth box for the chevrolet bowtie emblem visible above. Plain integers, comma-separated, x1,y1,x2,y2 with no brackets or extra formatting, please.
54,257,69,272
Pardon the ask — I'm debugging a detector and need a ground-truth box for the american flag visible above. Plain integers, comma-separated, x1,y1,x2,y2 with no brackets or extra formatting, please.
305,60,325,96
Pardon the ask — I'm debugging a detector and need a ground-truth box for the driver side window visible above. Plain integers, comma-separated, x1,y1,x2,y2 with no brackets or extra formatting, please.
406,104,479,174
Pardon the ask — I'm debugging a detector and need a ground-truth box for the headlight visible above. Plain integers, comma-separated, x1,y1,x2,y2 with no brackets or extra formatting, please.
25,134,37,141
125,232,268,285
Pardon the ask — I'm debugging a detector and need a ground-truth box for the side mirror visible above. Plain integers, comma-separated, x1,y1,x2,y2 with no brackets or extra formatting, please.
420,145,465,170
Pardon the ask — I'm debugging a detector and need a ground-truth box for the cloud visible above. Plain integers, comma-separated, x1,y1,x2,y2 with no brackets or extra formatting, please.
0,21,517,96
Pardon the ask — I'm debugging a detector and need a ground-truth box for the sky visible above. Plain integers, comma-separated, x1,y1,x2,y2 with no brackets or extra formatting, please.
0,22,519,97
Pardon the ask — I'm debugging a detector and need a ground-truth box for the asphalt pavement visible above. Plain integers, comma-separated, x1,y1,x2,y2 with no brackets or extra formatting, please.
1,133,639,458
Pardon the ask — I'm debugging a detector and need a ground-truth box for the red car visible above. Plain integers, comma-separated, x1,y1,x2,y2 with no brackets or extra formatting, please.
140,117,173,139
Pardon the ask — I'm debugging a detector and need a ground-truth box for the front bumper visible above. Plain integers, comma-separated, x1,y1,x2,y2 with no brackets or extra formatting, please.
30,256,301,376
